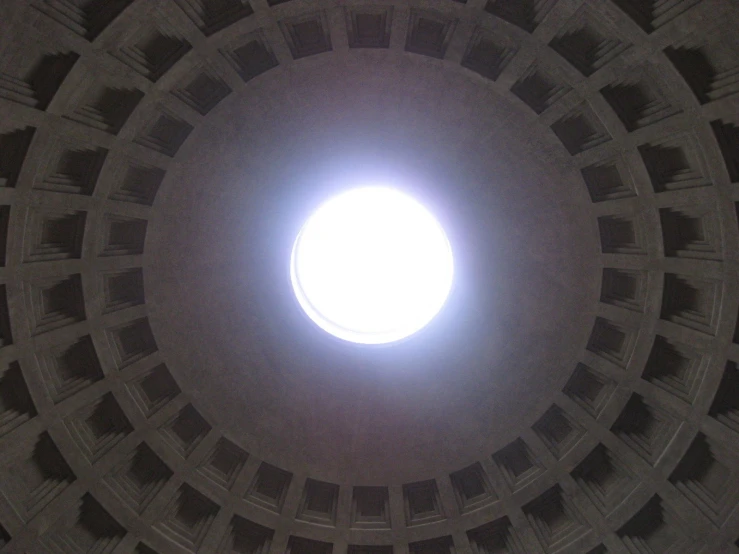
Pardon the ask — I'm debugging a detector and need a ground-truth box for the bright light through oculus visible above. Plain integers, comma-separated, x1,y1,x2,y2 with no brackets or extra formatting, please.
290,187,454,344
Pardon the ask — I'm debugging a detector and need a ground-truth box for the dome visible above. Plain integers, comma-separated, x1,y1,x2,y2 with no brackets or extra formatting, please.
0,0,738,553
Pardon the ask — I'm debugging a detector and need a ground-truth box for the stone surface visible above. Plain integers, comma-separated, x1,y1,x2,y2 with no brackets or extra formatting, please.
0,0,738,553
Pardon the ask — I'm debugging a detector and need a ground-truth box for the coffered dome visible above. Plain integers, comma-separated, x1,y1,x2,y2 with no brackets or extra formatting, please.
0,0,738,553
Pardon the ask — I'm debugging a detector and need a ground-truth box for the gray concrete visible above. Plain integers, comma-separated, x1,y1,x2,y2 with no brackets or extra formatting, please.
0,0,738,552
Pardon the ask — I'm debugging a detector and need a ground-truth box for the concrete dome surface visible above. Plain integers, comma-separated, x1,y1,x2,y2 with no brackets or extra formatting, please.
0,0,738,553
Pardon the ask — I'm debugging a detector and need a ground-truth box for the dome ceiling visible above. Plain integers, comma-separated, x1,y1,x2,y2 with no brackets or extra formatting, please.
0,0,738,553
146,53,599,483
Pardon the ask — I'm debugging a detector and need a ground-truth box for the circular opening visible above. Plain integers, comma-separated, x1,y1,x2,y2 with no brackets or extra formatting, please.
290,187,454,344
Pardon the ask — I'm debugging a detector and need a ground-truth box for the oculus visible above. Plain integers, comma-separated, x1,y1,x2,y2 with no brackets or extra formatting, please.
290,187,453,344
